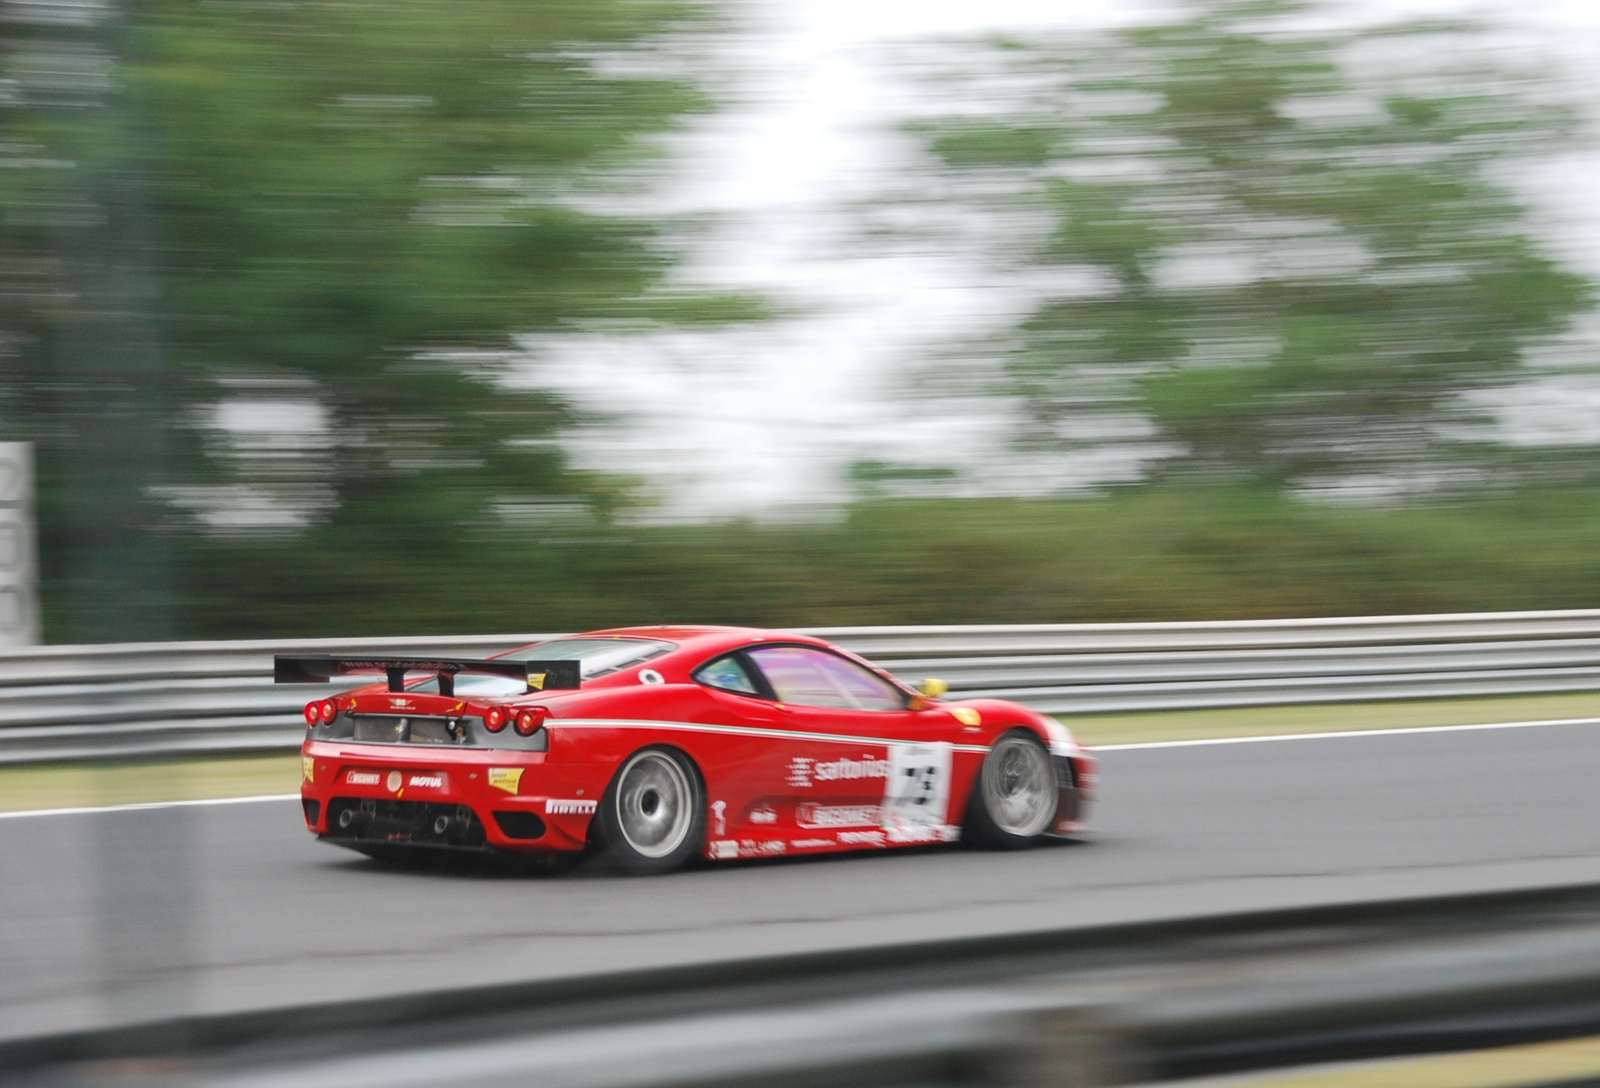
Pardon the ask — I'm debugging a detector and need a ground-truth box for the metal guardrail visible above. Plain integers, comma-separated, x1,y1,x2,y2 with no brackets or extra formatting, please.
6,610,1600,764
11,882,1600,1086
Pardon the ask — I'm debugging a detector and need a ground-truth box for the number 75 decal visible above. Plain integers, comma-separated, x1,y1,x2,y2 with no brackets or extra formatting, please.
882,743,952,833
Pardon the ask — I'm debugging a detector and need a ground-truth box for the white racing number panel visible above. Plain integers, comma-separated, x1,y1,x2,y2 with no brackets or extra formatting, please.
882,743,953,843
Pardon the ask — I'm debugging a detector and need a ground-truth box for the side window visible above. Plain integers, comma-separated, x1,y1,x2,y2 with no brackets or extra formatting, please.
693,654,761,696
747,646,905,711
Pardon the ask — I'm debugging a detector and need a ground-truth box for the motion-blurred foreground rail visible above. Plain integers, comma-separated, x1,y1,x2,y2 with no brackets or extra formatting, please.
9,609,1600,763
11,883,1600,1087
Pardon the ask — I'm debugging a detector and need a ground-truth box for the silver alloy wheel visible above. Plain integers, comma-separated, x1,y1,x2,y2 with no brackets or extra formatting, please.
614,750,695,859
981,734,1056,838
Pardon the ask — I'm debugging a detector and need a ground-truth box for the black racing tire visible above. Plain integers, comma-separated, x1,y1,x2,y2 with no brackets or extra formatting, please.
596,746,706,875
963,729,1057,849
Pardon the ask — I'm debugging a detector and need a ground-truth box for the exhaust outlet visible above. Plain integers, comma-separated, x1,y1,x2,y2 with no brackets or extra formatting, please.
432,814,451,836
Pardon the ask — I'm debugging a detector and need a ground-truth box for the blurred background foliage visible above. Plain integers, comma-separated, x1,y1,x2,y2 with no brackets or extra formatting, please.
1,0,717,639
914,1,1594,492
3,0,1599,639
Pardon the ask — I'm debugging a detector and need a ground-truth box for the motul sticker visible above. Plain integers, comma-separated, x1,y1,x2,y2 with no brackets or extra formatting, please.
407,775,444,789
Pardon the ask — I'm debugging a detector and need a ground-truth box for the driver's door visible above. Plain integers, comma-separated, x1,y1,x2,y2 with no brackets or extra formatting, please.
744,645,956,844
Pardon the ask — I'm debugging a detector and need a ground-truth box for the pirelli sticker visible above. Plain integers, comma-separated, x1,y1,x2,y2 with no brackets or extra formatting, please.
487,767,524,793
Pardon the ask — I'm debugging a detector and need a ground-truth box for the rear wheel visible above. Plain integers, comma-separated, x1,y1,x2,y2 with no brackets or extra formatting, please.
597,747,705,874
964,730,1056,849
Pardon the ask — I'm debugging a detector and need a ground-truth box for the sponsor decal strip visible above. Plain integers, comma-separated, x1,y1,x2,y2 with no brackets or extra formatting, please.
545,799,597,815
549,717,992,753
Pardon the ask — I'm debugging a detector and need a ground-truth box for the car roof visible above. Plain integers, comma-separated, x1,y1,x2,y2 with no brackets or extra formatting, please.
522,625,834,658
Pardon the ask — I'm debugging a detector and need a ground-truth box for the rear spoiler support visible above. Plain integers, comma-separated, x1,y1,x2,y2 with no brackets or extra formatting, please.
273,655,581,694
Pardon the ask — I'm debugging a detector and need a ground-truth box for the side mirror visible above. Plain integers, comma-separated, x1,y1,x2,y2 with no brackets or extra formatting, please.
909,678,948,712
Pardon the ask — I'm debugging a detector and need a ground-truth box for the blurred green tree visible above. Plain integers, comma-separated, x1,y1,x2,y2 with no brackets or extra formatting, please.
917,0,1594,491
0,0,712,639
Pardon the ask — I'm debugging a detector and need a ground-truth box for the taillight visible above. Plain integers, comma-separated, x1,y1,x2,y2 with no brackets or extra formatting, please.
485,707,508,732
516,707,548,736
303,702,320,727
317,699,338,724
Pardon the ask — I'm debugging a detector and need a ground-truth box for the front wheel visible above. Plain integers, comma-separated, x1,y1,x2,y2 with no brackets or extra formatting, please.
964,730,1056,849
597,747,705,874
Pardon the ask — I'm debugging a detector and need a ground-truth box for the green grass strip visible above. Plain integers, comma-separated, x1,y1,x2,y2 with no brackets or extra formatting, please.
1065,691,1600,748
0,754,300,814
1197,1033,1600,1088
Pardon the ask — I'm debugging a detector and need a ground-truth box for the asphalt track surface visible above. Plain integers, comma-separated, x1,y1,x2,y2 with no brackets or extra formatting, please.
6,720,1600,1042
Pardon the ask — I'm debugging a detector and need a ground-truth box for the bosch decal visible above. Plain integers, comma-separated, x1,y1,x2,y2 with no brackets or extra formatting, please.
796,803,879,829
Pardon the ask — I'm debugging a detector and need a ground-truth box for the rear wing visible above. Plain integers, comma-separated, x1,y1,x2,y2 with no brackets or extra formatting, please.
273,655,581,695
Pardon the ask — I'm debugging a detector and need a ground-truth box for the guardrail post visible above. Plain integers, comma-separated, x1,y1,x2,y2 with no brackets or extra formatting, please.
983,1001,1142,1088
0,442,39,646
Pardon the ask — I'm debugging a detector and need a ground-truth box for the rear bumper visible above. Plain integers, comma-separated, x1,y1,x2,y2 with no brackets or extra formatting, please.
300,739,606,854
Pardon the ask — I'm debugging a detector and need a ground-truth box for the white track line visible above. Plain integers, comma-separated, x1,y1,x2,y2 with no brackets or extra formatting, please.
1093,716,1600,751
3,716,1598,818
0,793,297,820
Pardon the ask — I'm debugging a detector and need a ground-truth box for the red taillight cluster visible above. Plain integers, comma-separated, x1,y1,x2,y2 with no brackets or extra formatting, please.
303,699,337,727
484,705,548,735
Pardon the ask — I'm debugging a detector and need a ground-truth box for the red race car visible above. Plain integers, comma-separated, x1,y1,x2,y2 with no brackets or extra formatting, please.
279,626,1096,874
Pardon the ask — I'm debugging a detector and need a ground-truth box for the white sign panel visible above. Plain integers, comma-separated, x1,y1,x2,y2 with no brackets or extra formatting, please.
0,444,39,646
